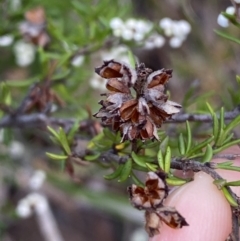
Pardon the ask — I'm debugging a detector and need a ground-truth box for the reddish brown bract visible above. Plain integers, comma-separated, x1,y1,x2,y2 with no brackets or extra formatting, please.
128,171,188,237
94,60,181,141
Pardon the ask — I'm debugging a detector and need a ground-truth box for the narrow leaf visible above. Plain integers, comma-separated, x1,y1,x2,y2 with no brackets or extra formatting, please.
185,121,192,153
164,146,171,173
159,136,169,155
222,187,238,207
59,127,71,155
46,152,68,160
132,152,147,168
178,133,186,155
214,29,240,45
157,149,164,170
119,158,132,182
225,180,240,186
145,163,158,172
84,153,101,161
104,164,124,180
166,177,188,186
201,144,213,163
187,136,214,157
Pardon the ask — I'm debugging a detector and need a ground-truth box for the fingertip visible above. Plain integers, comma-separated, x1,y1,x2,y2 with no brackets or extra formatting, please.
150,172,232,241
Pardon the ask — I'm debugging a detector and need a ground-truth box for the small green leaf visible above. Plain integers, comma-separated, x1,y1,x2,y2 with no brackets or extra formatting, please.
225,180,240,186
187,136,214,157
166,177,188,186
84,153,101,161
159,136,169,155
164,146,171,173
222,187,238,207
214,29,240,45
201,144,213,163
206,103,218,140
145,163,158,172
119,158,132,182
104,164,124,180
59,127,71,155
214,139,240,154
157,149,164,170
218,115,240,144
131,152,147,168
47,126,60,140
222,133,234,146
178,133,185,155
46,152,68,160
216,163,240,172
185,121,192,153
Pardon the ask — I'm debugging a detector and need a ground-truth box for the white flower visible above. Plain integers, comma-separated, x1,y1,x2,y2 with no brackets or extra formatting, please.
217,14,229,28
0,35,14,47
134,20,153,34
16,199,32,218
176,20,191,36
121,28,134,41
16,193,48,218
125,18,137,29
110,18,152,42
27,193,48,214
8,141,25,159
226,6,235,14
71,55,85,67
110,17,124,29
169,36,183,48
159,18,173,30
144,34,165,50
13,40,35,67
29,170,46,190
217,6,236,28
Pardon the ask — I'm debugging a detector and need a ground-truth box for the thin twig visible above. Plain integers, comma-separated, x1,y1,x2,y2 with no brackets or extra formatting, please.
1,105,240,129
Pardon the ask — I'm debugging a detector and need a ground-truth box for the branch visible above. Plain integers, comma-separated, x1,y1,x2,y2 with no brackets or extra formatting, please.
1,105,239,129
169,105,240,123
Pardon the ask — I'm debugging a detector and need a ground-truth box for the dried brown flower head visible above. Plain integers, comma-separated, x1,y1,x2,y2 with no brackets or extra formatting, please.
94,60,181,141
128,171,168,209
128,171,188,237
19,7,50,47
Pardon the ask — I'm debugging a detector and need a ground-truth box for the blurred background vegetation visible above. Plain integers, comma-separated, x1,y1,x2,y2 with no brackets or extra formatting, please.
0,0,239,240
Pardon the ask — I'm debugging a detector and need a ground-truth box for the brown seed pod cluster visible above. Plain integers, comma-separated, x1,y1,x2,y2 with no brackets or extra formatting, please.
128,171,188,237
19,6,50,47
94,60,181,141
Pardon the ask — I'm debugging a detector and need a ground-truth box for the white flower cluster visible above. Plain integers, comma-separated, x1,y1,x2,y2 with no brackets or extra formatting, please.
90,45,130,90
13,40,36,67
143,33,165,50
217,6,235,28
16,193,48,218
0,35,14,47
159,18,191,48
110,17,153,42
109,17,191,50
